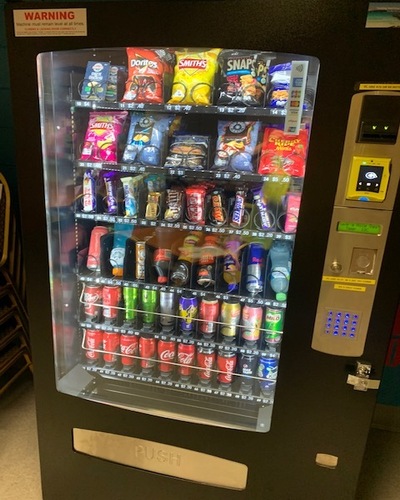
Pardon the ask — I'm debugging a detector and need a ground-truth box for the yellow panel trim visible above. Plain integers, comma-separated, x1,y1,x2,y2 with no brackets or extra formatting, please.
359,83,400,91
334,284,367,292
323,276,376,285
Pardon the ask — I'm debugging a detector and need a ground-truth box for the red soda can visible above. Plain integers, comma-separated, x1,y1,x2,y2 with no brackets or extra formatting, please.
199,298,219,339
83,284,102,322
241,304,263,346
84,328,102,363
139,336,157,372
197,346,216,385
157,339,176,377
102,330,120,366
177,343,196,380
217,351,237,386
103,285,121,323
87,226,109,272
120,333,139,370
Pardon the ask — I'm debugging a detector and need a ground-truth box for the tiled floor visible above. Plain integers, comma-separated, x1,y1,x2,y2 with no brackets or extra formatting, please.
0,372,399,500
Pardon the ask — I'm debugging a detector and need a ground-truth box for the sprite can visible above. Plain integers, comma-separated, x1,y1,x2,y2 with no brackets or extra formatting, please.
123,287,138,324
141,289,158,328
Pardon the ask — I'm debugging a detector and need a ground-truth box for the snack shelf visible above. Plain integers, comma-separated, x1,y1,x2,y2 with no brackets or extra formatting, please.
83,363,273,405
74,212,295,242
79,321,280,358
77,274,287,309
76,160,293,184
71,99,299,119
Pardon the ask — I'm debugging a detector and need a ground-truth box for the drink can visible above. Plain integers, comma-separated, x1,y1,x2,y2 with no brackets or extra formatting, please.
245,243,265,295
197,346,216,384
217,351,237,385
177,343,196,380
103,285,121,323
123,287,138,324
199,297,219,338
141,289,158,327
220,299,241,342
238,353,258,394
120,333,139,369
84,328,102,363
178,294,198,336
159,291,176,332
157,339,176,377
258,356,278,397
242,304,263,345
102,330,120,366
139,335,157,371
83,284,102,322
87,226,109,272
136,241,146,280
264,307,284,345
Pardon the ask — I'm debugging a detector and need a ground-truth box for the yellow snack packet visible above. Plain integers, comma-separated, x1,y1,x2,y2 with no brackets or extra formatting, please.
168,48,221,105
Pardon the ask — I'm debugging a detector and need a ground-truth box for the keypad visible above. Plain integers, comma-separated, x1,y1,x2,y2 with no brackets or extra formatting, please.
324,309,360,339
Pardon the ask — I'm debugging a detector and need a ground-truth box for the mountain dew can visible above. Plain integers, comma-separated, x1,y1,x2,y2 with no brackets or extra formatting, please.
264,307,284,345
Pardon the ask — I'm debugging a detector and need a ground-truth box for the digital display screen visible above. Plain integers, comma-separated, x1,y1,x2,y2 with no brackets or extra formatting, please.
337,221,382,235
356,165,384,192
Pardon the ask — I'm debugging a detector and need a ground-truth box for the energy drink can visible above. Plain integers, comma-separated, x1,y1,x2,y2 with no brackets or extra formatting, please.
141,289,158,329
123,287,138,325
179,294,198,336
220,299,241,343
245,243,265,296
136,241,146,280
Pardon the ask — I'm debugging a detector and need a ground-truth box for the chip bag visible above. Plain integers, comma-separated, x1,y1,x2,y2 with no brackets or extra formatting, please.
213,121,260,172
168,49,221,105
258,127,309,177
123,48,174,104
80,111,128,163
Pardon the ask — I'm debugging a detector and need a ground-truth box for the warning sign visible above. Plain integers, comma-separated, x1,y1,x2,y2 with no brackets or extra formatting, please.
13,9,87,37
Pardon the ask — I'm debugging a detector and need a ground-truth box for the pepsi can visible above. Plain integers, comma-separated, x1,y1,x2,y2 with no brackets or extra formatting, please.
258,356,278,397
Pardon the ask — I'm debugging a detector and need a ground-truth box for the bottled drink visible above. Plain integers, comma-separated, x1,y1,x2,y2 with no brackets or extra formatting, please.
269,240,292,301
220,299,241,344
245,242,266,296
171,232,201,287
197,235,221,288
135,241,146,280
199,297,219,340
110,223,132,277
87,226,109,272
223,236,241,293
153,249,172,284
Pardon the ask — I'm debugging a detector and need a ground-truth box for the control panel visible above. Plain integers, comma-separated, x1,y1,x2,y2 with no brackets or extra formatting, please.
312,92,400,356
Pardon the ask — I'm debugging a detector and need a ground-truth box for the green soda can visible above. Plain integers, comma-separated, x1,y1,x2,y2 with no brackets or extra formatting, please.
123,287,138,324
264,307,284,345
141,289,158,328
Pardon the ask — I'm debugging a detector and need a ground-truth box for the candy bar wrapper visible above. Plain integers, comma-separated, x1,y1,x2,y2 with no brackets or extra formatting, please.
284,192,301,233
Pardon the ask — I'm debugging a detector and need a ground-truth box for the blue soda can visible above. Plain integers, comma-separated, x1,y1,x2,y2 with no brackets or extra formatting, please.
179,294,198,336
238,353,258,394
246,243,265,295
258,356,278,397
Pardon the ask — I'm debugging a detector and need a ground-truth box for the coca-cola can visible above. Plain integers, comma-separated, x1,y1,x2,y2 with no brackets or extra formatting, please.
103,285,121,323
197,346,216,384
177,343,196,380
102,330,120,366
157,339,176,377
199,298,219,339
217,351,237,386
83,284,102,322
120,333,139,370
84,328,102,363
139,336,157,372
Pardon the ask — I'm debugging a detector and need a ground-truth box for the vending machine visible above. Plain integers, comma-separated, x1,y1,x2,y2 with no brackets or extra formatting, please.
5,1,400,499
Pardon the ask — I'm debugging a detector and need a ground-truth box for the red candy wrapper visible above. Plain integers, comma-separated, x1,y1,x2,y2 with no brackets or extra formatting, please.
80,111,127,163
258,127,309,177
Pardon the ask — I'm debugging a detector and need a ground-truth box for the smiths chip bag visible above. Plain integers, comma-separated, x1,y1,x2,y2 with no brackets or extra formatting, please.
168,49,221,106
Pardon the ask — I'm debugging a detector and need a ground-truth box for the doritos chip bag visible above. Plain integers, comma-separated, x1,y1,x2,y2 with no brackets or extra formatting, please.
168,49,221,106
123,48,174,104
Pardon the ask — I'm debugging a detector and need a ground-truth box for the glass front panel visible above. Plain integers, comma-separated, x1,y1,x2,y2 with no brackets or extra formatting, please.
37,47,319,432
